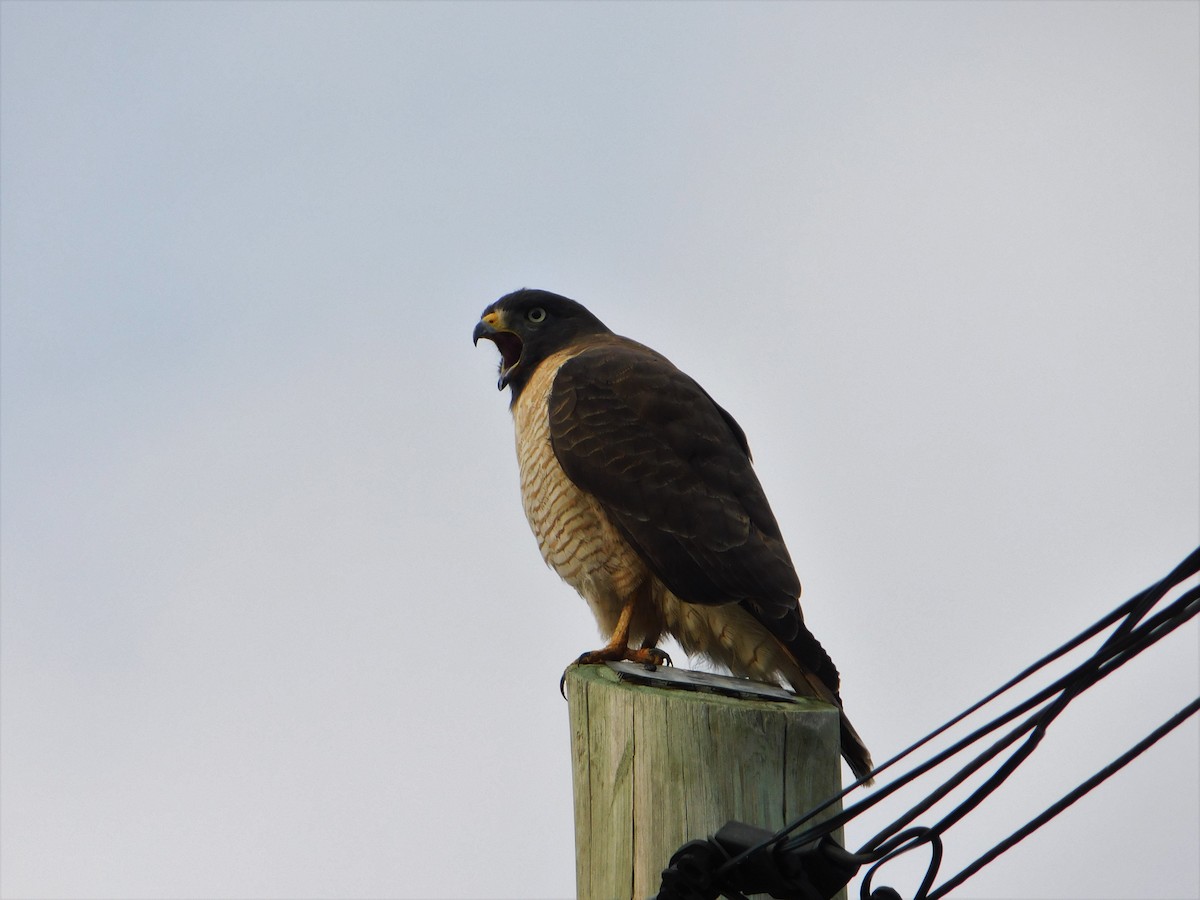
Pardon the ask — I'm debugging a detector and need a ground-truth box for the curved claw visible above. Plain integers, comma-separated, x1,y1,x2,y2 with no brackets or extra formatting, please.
559,645,674,699
643,647,673,668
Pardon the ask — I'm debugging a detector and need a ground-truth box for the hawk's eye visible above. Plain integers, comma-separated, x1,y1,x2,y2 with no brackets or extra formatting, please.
527,307,547,323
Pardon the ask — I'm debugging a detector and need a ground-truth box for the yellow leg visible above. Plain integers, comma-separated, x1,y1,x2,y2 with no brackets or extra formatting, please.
559,587,671,696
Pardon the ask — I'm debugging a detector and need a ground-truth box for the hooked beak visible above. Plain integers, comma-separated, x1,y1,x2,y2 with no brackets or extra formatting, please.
471,318,496,345
473,311,523,390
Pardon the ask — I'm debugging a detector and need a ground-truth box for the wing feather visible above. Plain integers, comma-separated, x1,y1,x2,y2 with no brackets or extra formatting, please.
548,339,799,619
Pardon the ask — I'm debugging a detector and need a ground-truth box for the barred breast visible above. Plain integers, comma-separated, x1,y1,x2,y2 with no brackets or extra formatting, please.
512,349,652,639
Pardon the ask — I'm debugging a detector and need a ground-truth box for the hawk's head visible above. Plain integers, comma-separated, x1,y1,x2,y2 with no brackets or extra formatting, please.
473,289,611,397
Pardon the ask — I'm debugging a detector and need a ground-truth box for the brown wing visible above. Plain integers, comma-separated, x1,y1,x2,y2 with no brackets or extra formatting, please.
547,338,841,695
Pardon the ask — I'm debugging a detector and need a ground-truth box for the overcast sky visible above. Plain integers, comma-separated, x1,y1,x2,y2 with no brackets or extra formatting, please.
1,2,1197,899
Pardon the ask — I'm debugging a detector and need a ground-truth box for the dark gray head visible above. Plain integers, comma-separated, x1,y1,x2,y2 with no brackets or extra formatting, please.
472,289,612,400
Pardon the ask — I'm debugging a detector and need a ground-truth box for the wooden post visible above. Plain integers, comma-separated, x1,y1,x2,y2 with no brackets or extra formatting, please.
565,662,846,900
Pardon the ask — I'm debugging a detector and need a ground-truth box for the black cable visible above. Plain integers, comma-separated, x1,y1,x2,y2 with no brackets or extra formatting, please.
790,579,1199,857
695,547,1200,900
927,696,1200,899
808,566,1197,847
717,552,1200,884
922,583,1199,841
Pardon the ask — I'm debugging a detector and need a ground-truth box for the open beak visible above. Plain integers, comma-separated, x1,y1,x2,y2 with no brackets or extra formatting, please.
473,312,524,389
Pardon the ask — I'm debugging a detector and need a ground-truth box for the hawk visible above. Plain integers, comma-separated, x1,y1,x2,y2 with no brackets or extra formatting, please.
473,289,874,782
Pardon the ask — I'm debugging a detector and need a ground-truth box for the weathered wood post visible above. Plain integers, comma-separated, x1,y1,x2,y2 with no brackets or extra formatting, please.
565,661,847,900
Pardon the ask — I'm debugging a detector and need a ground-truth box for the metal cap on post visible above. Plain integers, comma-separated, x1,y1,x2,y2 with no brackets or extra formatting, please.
565,662,847,900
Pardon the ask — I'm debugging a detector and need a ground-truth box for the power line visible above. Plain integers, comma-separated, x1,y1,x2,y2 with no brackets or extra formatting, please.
655,547,1200,900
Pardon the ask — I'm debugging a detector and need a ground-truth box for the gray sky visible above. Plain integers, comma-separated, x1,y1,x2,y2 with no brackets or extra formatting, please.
1,2,1197,898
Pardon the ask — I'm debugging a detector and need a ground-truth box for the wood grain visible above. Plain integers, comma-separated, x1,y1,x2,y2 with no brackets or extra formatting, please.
566,664,847,900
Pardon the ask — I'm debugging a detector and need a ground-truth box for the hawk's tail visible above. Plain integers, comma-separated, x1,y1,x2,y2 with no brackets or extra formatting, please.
776,621,876,786
837,709,876,787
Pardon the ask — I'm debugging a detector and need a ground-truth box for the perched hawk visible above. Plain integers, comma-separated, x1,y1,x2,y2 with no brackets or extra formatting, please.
473,289,874,782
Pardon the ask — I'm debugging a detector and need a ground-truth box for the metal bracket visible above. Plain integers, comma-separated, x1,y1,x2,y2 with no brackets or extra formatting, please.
606,660,801,702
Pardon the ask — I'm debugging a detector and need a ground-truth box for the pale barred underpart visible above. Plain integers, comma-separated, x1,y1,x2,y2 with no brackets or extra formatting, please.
512,347,817,699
